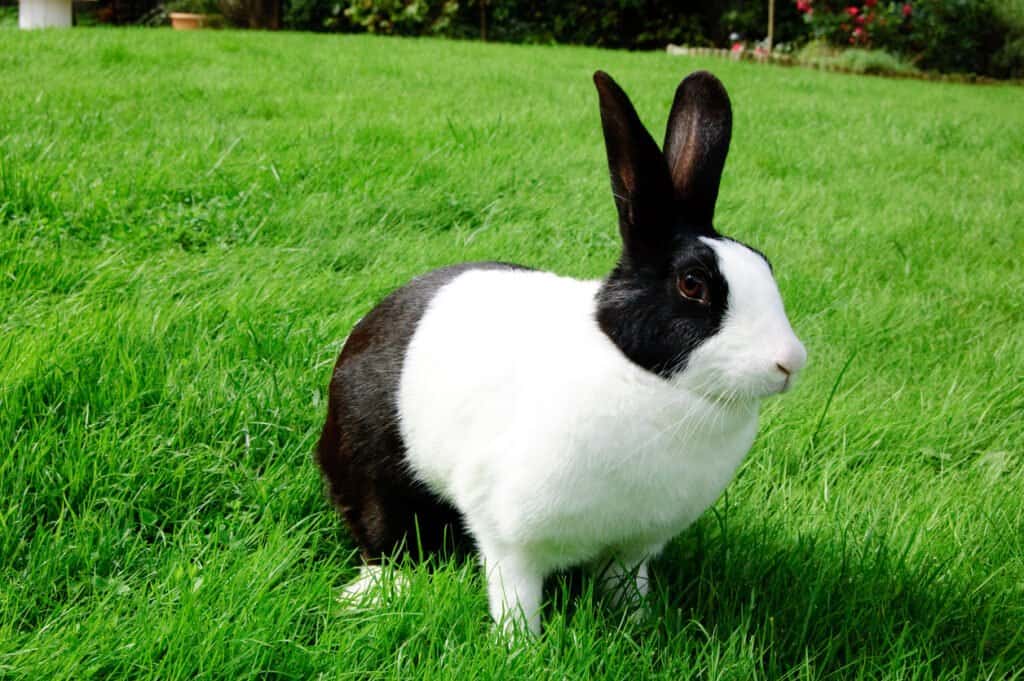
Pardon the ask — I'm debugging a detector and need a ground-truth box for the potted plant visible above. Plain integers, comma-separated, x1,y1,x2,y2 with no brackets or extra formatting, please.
165,0,221,29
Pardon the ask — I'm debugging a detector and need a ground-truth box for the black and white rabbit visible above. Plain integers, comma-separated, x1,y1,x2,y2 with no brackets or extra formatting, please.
317,70,807,635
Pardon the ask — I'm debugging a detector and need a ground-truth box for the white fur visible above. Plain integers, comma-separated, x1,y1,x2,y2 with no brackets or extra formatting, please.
397,238,804,634
337,565,409,609
338,564,384,604
687,238,807,400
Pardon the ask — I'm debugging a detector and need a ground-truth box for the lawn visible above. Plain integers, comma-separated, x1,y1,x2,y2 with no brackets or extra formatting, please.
1,27,1023,680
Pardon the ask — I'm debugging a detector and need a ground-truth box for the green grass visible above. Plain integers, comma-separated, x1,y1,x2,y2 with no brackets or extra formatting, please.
2,28,1023,680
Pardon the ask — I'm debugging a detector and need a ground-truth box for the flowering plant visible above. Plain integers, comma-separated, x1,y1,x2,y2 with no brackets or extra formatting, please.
795,0,912,47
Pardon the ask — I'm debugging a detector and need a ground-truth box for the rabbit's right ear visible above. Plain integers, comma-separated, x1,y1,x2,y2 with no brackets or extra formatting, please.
662,71,732,228
594,71,675,263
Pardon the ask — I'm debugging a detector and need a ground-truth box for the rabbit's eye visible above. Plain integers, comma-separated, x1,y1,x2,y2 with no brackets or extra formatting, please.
677,269,711,305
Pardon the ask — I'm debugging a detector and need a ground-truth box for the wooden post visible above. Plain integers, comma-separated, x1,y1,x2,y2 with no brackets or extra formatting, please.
479,0,487,42
767,0,775,52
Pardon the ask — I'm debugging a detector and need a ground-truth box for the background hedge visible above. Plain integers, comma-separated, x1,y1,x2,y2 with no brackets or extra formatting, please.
277,0,1024,79
798,0,1024,78
2,0,1020,78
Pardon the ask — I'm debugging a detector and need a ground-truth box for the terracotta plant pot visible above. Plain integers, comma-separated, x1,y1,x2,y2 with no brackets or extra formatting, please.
169,12,208,29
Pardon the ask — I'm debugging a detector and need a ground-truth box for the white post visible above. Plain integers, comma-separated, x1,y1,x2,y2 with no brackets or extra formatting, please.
19,0,73,28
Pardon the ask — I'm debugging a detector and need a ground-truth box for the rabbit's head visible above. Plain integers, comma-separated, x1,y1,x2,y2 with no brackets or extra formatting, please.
593,71,806,402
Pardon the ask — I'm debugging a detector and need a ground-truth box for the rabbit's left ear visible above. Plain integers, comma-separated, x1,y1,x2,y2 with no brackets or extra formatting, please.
594,71,675,263
663,71,733,228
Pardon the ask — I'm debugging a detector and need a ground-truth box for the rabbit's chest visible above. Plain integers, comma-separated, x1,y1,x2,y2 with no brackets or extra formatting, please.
501,395,759,567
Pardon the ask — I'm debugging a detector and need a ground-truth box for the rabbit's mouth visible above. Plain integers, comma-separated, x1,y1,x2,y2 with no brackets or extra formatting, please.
675,357,801,403
753,369,796,398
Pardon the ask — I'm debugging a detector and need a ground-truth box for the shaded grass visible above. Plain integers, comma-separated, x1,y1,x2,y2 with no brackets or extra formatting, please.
1,28,1023,679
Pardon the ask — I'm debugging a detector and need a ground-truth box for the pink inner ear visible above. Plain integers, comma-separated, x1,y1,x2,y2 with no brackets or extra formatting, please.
668,121,701,198
619,163,636,194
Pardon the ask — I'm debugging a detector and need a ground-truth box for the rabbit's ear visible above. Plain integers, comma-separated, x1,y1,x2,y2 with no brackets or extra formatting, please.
662,71,732,228
594,71,675,262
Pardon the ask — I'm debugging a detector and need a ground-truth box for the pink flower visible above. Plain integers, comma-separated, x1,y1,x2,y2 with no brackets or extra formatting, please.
902,3,912,17
853,26,865,36
796,0,811,12
845,5,859,16
731,42,744,53
855,14,866,25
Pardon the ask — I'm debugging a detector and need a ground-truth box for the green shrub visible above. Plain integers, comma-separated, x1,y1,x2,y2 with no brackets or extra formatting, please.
0,4,17,28
344,0,458,35
448,0,718,48
996,0,1024,21
837,48,916,74
794,0,1024,78
164,0,221,14
281,0,809,49
797,40,919,74
994,35,1024,77
282,0,344,30
992,0,1024,76
904,0,1006,75
795,1,912,48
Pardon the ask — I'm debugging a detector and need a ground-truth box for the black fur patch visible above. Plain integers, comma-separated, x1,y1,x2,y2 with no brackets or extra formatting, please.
316,262,527,561
596,230,729,378
592,71,740,379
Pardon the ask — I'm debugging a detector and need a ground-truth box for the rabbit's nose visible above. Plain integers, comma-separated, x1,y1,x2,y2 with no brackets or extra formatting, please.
775,340,807,376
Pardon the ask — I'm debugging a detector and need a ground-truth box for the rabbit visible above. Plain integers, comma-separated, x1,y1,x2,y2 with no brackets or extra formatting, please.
317,70,807,636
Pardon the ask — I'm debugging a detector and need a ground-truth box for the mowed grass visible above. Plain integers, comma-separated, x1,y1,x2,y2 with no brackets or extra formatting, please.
1,28,1023,680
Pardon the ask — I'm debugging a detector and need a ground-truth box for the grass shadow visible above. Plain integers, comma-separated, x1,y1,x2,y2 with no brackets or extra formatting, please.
620,514,1024,677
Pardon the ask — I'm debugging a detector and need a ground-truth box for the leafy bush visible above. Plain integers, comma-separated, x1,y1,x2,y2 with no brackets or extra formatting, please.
795,0,1024,77
282,0,344,30
795,1,911,48
797,40,919,74
0,4,17,28
838,49,916,74
281,0,809,48
995,35,1024,77
443,0,718,48
275,0,1022,77
283,0,454,32
164,0,221,14
344,0,457,35
989,0,1024,76
904,0,1007,75
217,0,280,27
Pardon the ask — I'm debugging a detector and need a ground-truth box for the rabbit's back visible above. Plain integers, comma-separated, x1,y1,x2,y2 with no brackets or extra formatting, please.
316,262,528,559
